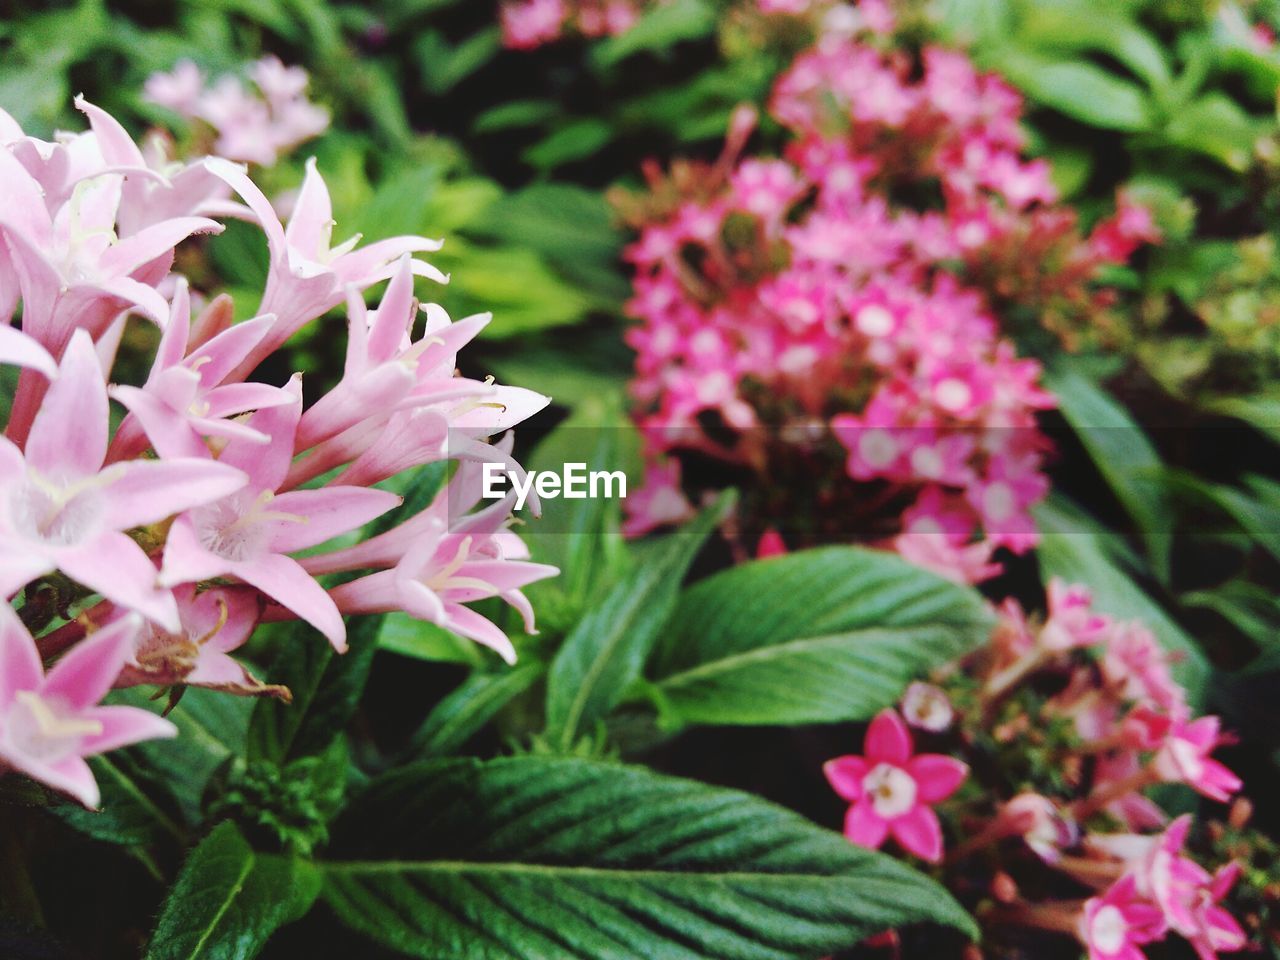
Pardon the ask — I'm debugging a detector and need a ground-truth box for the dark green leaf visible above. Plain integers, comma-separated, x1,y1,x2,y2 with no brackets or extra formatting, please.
543,494,732,750
409,663,545,758
321,757,976,960
648,547,993,726
145,822,320,960
997,50,1154,131
1044,359,1172,582
591,0,717,68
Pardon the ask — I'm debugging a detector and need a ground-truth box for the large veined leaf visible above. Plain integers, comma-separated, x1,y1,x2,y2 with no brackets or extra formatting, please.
542,494,732,751
145,822,320,960
320,757,976,960
647,547,993,726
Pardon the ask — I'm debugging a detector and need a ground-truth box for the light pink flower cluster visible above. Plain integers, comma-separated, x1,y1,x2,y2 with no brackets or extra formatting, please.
144,56,329,166
0,99,555,807
499,0,660,48
824,579,1250,957
619,29,1158,581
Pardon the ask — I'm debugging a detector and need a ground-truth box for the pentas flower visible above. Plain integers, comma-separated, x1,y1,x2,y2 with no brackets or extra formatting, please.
1149,712,1242,802
1040,578,1112,652
160,377,401,651
1079,876,1166,960
617,31,1114,578
0,95,555,809
0,605,176,808
206,158,447,377
322,447,559,663
499,0,652,48
108,279,290,461
824,709,968,863
0,330,246,628
145,56,329,167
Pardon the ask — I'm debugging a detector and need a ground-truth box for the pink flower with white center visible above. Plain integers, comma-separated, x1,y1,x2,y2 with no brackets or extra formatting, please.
160,377,401,651
823,709,968,863
206,158,446,378
0,330,247,629
1039,578,1112,652
900,682,954,733
324,451,558,663
1150,713,1241,803
144,60,204,114
1079,875,1166,960
109,279,291,460
0,604,176,808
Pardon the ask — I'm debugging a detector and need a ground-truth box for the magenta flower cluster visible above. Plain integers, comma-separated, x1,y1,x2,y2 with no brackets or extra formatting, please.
0,93,555,807
619,23,1158,582
825,579,1248,959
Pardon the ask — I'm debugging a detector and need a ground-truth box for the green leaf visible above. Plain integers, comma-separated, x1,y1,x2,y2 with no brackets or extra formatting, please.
996,49,1154,131
377,613,481,664
1162,92,1259,170
145,822,320,960
53,753,185,846
1034,494,1208,703
648,547,993,726
409,662,545,757
521,119,612,171
591,0,717,68
1043,358,1172,582
414,27,501,95
320,757,976,960
543,494,732,750
473,100,559,134
1202,388,1280,444
1016,3,1172,89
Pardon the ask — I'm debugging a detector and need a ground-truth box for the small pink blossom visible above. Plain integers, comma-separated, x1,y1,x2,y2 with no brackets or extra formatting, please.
824,709,968,863
0,605,176,807
1079,875,1166,960
900,682,954,733
1040,578,1111,652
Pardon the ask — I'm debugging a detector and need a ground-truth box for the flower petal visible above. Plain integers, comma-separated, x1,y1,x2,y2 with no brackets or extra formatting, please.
864,709,912,765
232,553,346,652
266,486,401,553
0,603,43,702
79,705,177,755
42,613,141,709
25,329,107,480
844,801,889,850
823,756,868,803
106,458,247,529
908,755,969,804
889,806,944,863
59,531,179,632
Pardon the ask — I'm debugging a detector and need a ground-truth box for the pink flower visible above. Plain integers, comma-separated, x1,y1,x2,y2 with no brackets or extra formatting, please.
113,585,278,698
1102,621,1183,711
325,451,558,663
900,682,954,733
1185,864,1247,960
1040,578,1111,652
0,330,247,629
206,157,446,377
108,279,290,460
1079,875,1166,960
0,604,176,807
1150,713,1241,803
160,377,401,651
823,709,968,862
995,793,1075,863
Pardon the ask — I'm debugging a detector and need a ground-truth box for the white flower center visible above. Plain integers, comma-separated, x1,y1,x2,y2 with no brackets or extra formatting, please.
9,471,111,546
7,691,102,765
193,489,304,562
858,429,899,469
855,304,894,337
862,763,917,819
934,378,973,413
1090,905,1128,955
